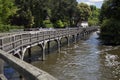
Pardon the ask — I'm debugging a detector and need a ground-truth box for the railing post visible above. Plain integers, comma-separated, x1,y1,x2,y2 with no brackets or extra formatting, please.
30,33,32,43
74,35,77,44
43,32,45,41
0,38,3,50
37,32,39,41
12,36,15,49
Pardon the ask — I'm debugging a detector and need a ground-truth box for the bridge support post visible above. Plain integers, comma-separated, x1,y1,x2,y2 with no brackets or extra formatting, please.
74,35,77,44
57,41,61,53
0,59,4,74
28,48,31,58
42,47,45,61
67,37,70,47
48,41,50,54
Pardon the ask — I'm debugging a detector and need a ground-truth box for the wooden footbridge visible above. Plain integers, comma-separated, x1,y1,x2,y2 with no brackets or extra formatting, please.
0,27,97,80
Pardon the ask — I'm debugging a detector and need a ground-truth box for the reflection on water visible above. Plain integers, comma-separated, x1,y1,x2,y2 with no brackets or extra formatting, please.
5,32,120,80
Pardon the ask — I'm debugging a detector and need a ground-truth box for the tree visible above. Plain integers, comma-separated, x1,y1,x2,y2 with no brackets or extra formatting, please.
88,5,100,26
100,0,120,45
76,3,91,25
9,0,34,28
50,0,78,27
31,0,51,27
0,0,17,24
1,0,93,29
99,0,120,23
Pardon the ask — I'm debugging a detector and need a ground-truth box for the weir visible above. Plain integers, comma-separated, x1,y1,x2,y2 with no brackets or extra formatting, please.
0,27,97,80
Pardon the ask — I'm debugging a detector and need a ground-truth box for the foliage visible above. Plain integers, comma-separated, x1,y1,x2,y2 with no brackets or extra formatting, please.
0,0,17,24
63,21,69,27
31,0,50,27
0,24,9,32
77,3,91,21
75,3,92,27
54,20,64,28
50,0,78,27
0,24,23,32
88,18,99,26
10,10,34,28
100,19,120,45
89,5,100,26
100,0,120,45
43,20,53,28
99,0,120,23
9,0,78,28
0,0,97,31
9,0,34,28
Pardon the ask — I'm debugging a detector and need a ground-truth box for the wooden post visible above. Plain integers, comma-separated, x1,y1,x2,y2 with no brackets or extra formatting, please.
74,35,76,44
0,37,4,76
12,36,15,49
0,59,4,74
67,37,70,47
47,41,50,54
57,41,60,53
42,47,45,61
28,48,31,62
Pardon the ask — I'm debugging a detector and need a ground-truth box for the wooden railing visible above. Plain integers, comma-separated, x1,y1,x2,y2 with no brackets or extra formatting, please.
0,28,85,52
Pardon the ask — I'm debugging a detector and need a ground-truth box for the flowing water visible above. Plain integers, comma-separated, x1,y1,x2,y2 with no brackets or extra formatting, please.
5,32,120,80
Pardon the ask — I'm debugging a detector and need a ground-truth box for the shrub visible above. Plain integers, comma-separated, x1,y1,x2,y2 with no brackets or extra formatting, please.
100,18,120,45
43,20,53,28
88,18,99,26
0,24,23,32
0,24,9,32
63,21,69,27
54,20,64,28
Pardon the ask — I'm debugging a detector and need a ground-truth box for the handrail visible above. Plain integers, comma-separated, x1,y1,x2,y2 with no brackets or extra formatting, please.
0,27,98,52
0,50,57,80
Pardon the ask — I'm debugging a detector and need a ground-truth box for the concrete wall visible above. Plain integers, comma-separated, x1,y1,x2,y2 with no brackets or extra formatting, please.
0,50,57,80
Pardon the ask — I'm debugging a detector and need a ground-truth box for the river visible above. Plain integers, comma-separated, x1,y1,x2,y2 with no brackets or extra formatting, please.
5,32,120,80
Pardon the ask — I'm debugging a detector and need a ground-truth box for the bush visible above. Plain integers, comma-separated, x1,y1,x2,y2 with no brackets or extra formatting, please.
100,18,120,45
63,21,69,27
53,20,64,28
88,18,99,26
0,24,23,32
43,20,53,28
0,24,9,32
